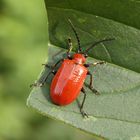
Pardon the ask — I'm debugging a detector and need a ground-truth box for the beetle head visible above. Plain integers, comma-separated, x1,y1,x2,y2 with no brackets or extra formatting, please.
73,53,86,64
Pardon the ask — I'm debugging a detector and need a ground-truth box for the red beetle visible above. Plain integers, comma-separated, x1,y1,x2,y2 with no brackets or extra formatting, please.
31,19,114,117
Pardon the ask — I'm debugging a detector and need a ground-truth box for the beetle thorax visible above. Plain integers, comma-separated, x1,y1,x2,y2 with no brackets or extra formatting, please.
73,53,86,64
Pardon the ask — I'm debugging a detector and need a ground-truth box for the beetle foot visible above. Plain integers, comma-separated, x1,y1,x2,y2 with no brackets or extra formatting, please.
99,61,106,65
30,82,44,87
30,83,37,87
80,109,88,118
93,61,106,66
42,64,52,69
89,86,100,95
38,83,45,87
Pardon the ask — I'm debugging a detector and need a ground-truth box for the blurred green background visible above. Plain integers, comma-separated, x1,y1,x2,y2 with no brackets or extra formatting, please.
0,0,94,140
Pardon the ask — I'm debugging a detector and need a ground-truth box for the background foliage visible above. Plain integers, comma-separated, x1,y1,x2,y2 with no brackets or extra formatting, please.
0,0,94,140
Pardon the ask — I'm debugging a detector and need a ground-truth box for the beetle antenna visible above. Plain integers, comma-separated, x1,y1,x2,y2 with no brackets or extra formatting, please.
68,19,81,53
84,38,115,55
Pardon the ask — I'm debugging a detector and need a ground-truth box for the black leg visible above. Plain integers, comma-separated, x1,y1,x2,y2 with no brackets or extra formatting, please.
30,69,57,87
42,64,52,69
84,61,106,94
42,58,64,69
84,61,106,68
87,71,93,88
93,61,106,66
87,71,100,95
30,59,63,87
80,87,88,118
39,69,57,86
30,71,54,87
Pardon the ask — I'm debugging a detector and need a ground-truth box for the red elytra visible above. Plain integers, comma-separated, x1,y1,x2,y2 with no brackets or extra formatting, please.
31,19,114,117
50,54,87,106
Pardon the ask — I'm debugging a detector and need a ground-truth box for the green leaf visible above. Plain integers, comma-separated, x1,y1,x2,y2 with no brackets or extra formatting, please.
27,1,140,140
46,0,140,30
46,7,140,73
27,46,140,140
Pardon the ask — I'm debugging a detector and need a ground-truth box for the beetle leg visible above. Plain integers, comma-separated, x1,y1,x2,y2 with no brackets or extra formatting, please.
42,64,53,69
30,71,54,87
30,69,57,87
84,61,106,67
87,71,100,95
67,37,73,59
41,59,64,85
42,58,64,70
93,61,106,66
30,59,63,87
80,87,88,118
39,69,57,86
84,62,105,94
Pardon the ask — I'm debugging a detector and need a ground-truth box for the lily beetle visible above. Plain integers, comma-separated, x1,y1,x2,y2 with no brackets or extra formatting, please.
31,19,114,117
